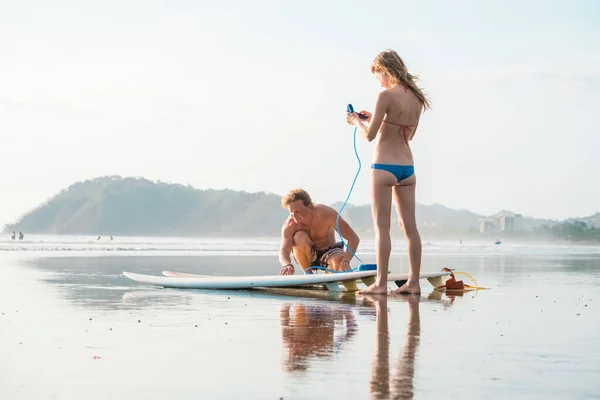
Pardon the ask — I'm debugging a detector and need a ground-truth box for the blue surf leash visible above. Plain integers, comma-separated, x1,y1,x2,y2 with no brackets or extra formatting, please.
305,104,376,275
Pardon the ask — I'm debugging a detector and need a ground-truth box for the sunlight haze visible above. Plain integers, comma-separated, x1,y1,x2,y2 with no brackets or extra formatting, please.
1,0,599,227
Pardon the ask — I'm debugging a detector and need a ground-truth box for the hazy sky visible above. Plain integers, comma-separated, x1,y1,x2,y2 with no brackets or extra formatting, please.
1,0,599,228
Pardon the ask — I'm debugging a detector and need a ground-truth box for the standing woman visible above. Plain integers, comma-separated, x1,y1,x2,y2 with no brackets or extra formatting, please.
346,49,431,295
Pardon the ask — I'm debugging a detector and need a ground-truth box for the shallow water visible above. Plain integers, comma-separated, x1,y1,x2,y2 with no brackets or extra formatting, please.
2,234,599,256
0,248,599,399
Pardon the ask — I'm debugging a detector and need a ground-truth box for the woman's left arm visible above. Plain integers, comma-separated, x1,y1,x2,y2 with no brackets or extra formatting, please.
348,91,389,142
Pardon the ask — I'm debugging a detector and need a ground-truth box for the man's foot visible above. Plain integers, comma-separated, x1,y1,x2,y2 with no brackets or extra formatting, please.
391,281,421,295
358,282,389,295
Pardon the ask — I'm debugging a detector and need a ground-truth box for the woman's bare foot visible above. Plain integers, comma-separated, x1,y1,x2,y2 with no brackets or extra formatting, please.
391,281,421,295
358,282,389,295
362,294,387,306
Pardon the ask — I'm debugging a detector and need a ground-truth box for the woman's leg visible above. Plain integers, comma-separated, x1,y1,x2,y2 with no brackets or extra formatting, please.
391,176,422,294
359,169,396,295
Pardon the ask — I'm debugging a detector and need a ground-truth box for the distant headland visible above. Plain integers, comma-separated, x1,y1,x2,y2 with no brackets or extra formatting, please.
3,176,599,242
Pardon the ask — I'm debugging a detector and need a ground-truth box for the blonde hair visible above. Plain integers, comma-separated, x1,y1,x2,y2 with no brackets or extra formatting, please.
281,188,314,209
371,49,432,111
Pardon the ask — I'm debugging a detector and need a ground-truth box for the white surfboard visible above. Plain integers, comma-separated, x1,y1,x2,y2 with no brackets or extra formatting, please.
161,270,450,282
162,271,214,278
123,269,451,291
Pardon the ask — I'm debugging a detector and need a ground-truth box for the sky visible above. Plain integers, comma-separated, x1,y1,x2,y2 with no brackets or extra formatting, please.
1,0,599,228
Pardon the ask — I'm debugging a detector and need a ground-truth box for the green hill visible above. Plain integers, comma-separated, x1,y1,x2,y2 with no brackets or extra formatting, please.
3,176,288,236
3,175,564,238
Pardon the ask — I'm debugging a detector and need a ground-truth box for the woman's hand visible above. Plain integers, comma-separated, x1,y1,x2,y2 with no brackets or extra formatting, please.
346,112,360,125
359,110,372,122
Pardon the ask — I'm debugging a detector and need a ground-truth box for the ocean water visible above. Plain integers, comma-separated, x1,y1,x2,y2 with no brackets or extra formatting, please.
0,236,599,399
1,234,598,256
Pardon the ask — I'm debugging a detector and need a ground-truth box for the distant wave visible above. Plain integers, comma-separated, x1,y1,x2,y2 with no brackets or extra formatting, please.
0,235,598,255
0,235,280,254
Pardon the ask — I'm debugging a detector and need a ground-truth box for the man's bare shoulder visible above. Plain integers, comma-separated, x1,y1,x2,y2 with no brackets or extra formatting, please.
313,204,339,220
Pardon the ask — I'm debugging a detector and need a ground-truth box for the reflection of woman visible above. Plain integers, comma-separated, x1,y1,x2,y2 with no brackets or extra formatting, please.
279,303,357,372
369,296,391,398
367,295,421,399
392,296,421,399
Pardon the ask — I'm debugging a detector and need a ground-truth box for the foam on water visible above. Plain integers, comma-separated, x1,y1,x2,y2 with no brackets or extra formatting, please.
1,234,599,255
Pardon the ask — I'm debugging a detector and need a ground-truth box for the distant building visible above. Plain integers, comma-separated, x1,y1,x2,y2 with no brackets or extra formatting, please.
514,214,523,231
493,212,524,232
498,215,514,232
479,218,495,233
480,212,524,233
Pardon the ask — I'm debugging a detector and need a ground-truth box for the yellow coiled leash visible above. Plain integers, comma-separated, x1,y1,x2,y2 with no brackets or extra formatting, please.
435,267,489,292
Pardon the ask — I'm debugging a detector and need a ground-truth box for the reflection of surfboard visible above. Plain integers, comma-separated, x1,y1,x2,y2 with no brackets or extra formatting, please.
122,270,451,292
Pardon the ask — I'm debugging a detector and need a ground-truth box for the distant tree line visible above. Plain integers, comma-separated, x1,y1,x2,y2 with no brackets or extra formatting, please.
533,222,600,242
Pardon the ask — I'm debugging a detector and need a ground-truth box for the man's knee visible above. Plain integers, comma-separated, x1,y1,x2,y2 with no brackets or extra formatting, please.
327,253,343,266
292,231,311,247
325,252,349,272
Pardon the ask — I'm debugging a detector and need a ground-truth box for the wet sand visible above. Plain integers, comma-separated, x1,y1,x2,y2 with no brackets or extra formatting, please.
0,252,598,399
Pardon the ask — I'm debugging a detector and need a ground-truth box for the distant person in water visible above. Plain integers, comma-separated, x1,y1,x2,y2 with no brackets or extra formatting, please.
18,232,23,240
11,231,15,240
278,188,361,275
346,49,431,295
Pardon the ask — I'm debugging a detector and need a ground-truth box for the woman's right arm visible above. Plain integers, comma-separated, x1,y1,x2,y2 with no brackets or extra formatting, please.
352,91,389,142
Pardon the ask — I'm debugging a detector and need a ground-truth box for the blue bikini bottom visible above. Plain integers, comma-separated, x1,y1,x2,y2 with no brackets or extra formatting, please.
371,163,415,183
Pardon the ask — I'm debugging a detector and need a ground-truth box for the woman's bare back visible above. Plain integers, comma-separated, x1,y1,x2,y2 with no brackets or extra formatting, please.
374,85,423,165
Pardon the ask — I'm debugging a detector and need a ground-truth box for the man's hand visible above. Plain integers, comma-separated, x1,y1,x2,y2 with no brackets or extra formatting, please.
340,260,352,271
280,264,295,275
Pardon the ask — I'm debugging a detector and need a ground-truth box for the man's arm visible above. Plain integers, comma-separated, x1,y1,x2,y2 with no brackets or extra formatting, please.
330,208,361,265
278,222,295,275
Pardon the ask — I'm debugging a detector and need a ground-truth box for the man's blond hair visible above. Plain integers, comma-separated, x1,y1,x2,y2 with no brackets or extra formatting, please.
281,188,314,209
